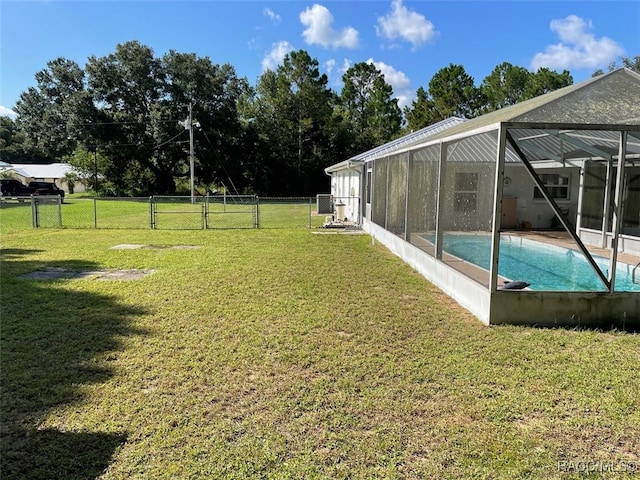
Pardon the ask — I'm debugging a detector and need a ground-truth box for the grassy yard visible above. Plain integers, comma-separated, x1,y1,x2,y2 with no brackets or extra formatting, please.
1,225,639,479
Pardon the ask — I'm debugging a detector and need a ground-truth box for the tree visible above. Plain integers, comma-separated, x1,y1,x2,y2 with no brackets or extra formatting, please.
403,86,437,132
14,58,86,159
427,64,484,121
593,55,640,76
78,42,249,196
525,68,573,98
251,50,338,195
162,51,250,194
64,147,108,193
0,116,53,164
480,65,572,113
340,62,402,153
0,116,26,163
62,171,78,194
85,41,169,195
480,62,532,112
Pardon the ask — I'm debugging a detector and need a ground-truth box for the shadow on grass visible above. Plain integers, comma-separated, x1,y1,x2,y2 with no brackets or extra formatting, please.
1,248,148,479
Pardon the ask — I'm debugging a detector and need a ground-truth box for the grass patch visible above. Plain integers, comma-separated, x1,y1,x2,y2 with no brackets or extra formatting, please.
1,227,639,479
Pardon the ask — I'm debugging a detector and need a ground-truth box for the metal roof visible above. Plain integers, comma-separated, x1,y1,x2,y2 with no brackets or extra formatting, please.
349,68,640,165
349,116,466,163
3,163,76,179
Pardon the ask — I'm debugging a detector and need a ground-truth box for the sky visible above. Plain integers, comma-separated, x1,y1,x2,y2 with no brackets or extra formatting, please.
1,0,639,119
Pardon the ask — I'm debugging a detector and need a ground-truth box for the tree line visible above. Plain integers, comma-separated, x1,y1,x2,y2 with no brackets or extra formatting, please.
1,41,637,196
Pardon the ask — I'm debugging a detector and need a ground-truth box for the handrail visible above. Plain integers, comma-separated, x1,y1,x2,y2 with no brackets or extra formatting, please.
633,262,640,284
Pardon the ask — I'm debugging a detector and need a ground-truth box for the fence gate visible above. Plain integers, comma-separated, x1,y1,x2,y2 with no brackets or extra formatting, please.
151,196,206,229
32,196,62,228
205,194,258,229
149,195,258,229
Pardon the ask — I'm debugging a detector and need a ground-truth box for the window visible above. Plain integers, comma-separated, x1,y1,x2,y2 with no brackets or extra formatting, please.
534,174,570,200
454,172,478,213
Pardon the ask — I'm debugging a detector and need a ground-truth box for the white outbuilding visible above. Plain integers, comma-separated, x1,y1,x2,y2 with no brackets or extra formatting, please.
1,163,86,193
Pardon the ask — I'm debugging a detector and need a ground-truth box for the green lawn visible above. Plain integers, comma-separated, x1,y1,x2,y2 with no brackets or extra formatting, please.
0,196,324,232
1,226,639,479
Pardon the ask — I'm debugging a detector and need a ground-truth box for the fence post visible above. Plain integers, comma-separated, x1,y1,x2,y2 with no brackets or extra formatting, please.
149,196,155,229
309,196,312,228
204,194,209,229
93,196,98,229
58,196,63,227
31,196,38,228
255,196,260,228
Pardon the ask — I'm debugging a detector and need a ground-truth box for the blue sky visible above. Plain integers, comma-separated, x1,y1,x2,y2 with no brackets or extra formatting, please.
1,0,638,118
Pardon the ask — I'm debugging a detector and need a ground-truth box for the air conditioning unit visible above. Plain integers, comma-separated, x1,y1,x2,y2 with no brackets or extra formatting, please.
316,194,333,214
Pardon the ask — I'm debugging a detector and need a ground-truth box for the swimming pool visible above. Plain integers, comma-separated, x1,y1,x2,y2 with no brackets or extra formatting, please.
432,233,640,292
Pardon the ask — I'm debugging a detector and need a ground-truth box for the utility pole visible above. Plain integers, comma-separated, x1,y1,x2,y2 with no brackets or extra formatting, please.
189,102,195,204
94,146,98,228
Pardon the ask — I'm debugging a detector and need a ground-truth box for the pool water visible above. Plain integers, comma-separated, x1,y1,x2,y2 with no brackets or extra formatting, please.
439,234,640,292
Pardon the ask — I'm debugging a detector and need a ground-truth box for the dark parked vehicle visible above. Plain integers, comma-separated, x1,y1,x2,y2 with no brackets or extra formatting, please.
28,181,65,199
0,178,33,197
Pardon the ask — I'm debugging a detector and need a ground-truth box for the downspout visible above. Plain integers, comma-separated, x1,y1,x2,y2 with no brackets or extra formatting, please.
347,160,363,225
347,161,353,223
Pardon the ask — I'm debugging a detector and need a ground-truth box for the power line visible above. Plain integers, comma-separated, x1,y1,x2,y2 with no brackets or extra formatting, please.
155,129,188,149
96,131,188,149
77,118,182,126
199,129,241,196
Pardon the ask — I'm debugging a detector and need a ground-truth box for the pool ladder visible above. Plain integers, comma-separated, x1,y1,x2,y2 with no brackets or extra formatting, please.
633,262,640,284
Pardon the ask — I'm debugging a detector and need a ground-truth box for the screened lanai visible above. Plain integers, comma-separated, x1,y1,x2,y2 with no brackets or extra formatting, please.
349,68,640,328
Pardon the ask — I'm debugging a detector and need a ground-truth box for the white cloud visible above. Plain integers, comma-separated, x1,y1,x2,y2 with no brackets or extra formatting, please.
300,4,359,49
324,58,337,76
0,106,17,119
341,58,353,73
530,15,625,71
261,41,294,71
366,58,413,110
263,7,281,23
376,0,437,50
325,58,354,88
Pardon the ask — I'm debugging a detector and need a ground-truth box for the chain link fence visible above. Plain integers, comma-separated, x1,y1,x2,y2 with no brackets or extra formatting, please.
1,195,352,231
62,197,152,229
151,196,207,230
0,197,34,231
32,196,62,228
205,195,258,229
257,197,325,229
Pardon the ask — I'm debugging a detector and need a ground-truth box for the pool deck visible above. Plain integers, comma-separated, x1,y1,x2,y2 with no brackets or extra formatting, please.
506,231,640,267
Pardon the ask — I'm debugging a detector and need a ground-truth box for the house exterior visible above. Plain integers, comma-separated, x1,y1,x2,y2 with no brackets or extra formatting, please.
323,159,363,222
326,68,640,328
0,163,86,193
324,117,467,223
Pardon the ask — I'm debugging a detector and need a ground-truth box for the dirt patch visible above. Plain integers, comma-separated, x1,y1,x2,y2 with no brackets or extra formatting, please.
311,230,366,235
110,244,145,250
20,268,156,281
110,244,200,250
